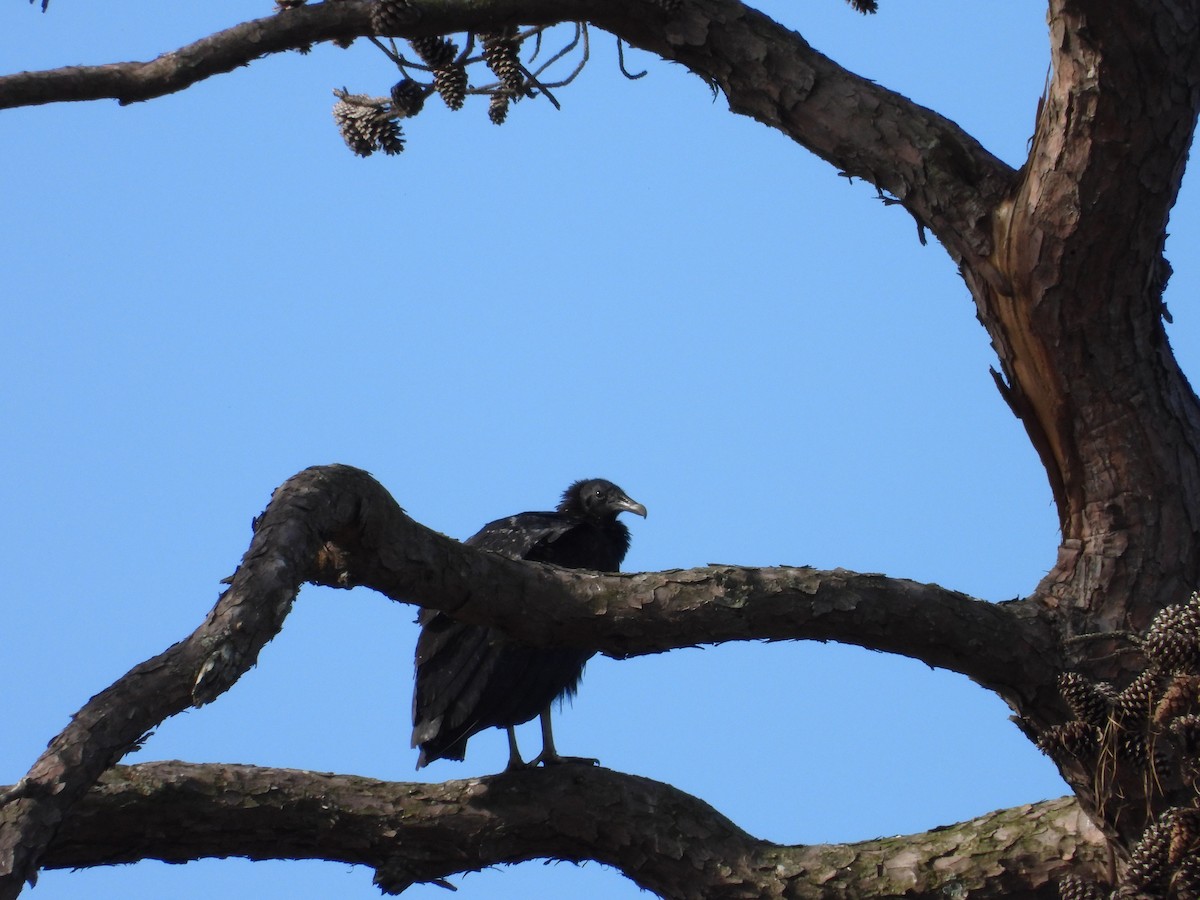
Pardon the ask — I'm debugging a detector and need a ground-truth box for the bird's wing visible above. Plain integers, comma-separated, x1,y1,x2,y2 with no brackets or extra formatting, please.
463,511,575,558
411,511,585,765
414,511,570,733
412,612,500,738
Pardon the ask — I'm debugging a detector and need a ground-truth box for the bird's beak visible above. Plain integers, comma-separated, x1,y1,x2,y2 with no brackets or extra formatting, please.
616,495,648,518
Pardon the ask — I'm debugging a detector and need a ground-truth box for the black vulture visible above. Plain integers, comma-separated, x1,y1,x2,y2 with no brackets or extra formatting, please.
412,478,647,770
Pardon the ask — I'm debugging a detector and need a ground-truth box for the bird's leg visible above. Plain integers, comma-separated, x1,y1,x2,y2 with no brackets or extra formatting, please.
504,725,528,771
531,708,598,767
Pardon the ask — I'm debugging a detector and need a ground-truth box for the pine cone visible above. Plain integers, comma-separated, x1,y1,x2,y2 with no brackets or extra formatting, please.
410,35,457,68
847,0,879,11
1183,756,1200,787
488,92,510,125
1169,807,1200,866
1171,713,1200,751
407,36,465,110
390,79,427,117
1117,731,1149,771
333,97,376,156
1155,675,1200,725
371,0,417,33
1145,599,1200,675
1173,714,1200,784
1150,743,1174,783
332,94,403,157
1175,853,1200,900
480,28,524,94
1113,669,1164,730
374,119,406,155
1058,873,1105,900
1059,672,1115,727
1038,721,1102,761
1125,817,1173,894
433,65,468,111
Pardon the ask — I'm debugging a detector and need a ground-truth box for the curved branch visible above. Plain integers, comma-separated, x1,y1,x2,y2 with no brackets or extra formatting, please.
222,465,1064,700
593,1,1017,269
0,463,1060,899
1,0,1015,267
38,761,1106,899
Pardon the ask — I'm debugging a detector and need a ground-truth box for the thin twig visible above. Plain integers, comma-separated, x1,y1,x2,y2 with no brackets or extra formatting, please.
517,62,561,110
534,24,589,89
530,22,583,79
369,35,406,66
525,26,547,63
616,38,647,80
369,36,437,78
456,33,475,66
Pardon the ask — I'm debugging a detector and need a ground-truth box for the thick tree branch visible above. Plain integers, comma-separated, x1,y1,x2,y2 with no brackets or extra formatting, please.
207,464,1064,699
600,2,1017,269
1,0,1015,269
34,761,1106,899
0,463,1060,899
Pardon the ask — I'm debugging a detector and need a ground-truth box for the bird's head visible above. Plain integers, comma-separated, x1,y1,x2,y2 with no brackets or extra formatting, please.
560,479,648,521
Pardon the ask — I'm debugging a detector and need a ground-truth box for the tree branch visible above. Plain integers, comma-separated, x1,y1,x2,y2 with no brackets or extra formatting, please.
1,0,1016,268
594,1,1017,269
35,761,1106,899
0,463,1060,898
222,465,1065,700
0,2,370,107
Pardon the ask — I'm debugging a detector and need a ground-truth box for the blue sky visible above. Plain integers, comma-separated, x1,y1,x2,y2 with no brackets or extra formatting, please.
3,2,1196,898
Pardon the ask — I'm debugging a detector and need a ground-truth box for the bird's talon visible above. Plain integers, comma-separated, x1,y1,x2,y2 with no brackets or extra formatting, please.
536,753,599,767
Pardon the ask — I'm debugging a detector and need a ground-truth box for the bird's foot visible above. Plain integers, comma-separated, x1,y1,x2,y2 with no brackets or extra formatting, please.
533,751,599,768
504,755,533,773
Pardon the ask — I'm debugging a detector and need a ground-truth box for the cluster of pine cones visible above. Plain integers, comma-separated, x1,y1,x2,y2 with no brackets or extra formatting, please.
1059,799,1200,899
329,21,529,156
304,0,709,157
331,91,407,157
1040,596,1200,899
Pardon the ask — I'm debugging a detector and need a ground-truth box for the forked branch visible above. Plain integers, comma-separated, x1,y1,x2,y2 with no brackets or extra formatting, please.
0,463,1060,898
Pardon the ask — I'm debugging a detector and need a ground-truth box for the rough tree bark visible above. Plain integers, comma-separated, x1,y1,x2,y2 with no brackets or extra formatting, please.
2,0,1199,897
37,762,1105,899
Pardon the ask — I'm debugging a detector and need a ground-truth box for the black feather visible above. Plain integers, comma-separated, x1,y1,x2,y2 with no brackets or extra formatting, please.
412,478,645,768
